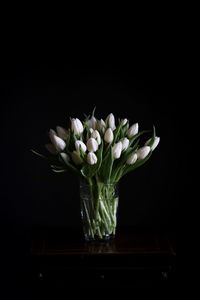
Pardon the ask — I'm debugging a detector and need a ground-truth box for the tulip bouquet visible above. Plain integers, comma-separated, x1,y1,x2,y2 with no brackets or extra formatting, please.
32,109,160,240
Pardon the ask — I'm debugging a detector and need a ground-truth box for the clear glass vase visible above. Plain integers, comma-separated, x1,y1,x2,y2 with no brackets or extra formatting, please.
80,178,119,241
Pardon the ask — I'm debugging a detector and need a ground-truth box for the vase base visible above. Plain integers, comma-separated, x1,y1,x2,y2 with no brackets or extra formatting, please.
84,234,115,242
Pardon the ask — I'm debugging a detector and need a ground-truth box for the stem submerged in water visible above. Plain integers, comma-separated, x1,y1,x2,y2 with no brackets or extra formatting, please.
80,178,119,241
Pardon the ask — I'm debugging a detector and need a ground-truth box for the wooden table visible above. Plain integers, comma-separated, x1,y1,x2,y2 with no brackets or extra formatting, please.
31,229,176,290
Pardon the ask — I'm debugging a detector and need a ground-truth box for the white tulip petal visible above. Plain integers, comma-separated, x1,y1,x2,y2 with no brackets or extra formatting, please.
91,130,101,145
112,142,122,159
121,118,128,126
127,123,139,138
120,137,129,151
88,116,97,130
56,126,67,140
53,135,66,151
89,128,94,133
49,129,57,144
60,152,70,164
71,118,84,135
106,113,116,130
126,153,137,165
75,140,87,153
145,136,160,151
97,119,106,133
151,137,160,151
87,138,98,152
104,128,114,143
87,152,97,165
137,146,151,160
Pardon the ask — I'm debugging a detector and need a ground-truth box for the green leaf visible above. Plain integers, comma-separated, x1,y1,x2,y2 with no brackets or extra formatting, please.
92,106,96,117
31,149,47,159
51,168,67,173
113,122,123,144
59,154,81,176
146,126,156,148
50,164,65,170
98,146,113,183
129,130,150,147
64,132,71,149
121,123,129,138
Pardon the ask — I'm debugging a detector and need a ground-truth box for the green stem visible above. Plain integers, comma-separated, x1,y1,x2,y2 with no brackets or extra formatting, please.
80,178,118,240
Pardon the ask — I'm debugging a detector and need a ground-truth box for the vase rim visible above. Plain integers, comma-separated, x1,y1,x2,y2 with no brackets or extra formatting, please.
80,179,118,186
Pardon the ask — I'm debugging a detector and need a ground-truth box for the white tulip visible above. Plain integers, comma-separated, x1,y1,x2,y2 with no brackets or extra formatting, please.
45,143,57,154
97,119,106,133
145,136,160,151
120,137,129,151
127,123,139,138
49,131,66,151
137,146,151,160
89,128,94,133
112,142,122,159
53,136,66,151
56,126,67,140
71,151,83,165
91,130,101,145
71,118,84,135
75,140,87,153
106,113,116,130
121,118,128,126
87,138,98,152
126,153,137,165
49,129,57,144
104,128,114,143
151,137,160,151
60,152,70,164
87,152,98,165
87,116,97,130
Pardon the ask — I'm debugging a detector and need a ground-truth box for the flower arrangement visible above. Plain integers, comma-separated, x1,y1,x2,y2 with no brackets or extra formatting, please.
32,109,160,240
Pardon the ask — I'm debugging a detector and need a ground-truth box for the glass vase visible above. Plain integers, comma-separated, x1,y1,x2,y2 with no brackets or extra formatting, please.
80,178,119,241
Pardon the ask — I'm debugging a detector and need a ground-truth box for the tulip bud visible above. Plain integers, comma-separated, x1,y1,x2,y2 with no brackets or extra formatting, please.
145,136,160,151
45,143,57,154
71,118,84,135
137,146,151,160
75,140,87,153
87,116,97,130
126,153,137,165
71,151,83,165
106,113,116,130
87,152,98,165
104,128,114,143
54,136,66,151
60,152,70,164
120,137,129,151
151,137,160,151
97,119,106,133
121,118,128,126
127,123,139,138
89,128,94,134
49,129,57,144
87,138,98,152
49,131,66,152
56,126,67,140
112,142,122,159
91,130,101,145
